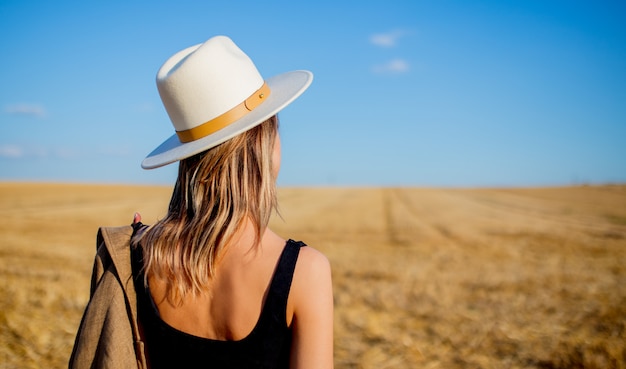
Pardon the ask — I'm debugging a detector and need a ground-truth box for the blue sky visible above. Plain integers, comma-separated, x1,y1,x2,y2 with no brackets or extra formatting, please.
1,0,624,187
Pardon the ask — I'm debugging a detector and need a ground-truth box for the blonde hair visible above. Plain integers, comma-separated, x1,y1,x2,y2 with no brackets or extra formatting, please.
137,115,279,302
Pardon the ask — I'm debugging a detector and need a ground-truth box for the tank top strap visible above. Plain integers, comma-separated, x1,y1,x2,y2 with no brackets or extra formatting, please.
261,239,307,324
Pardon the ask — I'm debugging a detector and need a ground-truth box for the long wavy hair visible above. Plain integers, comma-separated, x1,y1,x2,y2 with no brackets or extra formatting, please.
136,115,279,303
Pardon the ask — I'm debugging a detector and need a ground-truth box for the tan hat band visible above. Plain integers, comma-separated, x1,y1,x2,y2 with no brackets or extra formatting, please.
176,82,271,143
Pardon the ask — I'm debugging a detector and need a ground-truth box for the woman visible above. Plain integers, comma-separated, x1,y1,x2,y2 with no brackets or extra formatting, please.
133,36,333,368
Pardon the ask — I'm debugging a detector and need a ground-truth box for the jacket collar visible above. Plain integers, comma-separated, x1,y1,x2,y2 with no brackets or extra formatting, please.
97,225,135,281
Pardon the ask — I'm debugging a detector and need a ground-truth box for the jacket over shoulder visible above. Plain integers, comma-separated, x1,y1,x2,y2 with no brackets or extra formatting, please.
68,225,147,369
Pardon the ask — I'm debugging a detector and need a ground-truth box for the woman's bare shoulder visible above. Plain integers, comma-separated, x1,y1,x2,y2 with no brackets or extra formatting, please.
295,244,331,277
288,243,334,368
289,243,332,310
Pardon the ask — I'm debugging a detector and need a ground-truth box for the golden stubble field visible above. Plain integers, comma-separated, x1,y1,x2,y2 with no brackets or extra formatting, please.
1,182,625,368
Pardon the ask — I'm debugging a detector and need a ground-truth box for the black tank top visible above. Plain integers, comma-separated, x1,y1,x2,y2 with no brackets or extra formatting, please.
133,239,306,369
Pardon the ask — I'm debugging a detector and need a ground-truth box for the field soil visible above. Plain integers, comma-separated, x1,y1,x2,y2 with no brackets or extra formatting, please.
1,183,625,368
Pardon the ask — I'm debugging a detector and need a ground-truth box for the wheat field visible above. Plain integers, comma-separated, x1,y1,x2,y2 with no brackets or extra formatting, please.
0,182,625,368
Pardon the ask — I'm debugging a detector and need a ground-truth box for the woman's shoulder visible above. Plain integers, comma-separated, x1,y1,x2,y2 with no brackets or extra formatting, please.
263,229,331,292
287,241,334,366
264,230,330,273
294,244,331,278
288,242,332,314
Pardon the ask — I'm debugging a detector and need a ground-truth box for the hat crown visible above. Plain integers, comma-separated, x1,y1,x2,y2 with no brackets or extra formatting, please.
156,36,264,132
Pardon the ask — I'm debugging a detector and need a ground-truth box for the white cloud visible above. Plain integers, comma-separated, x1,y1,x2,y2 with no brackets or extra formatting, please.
0,144,80,159
370,30,407,48
4,103,47,118
372,59,410,74
0,145,24,158
0,143,134,160
0,144,49,158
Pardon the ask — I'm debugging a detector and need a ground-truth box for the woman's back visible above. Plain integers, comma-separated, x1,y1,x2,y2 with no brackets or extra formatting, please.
136,226,309,368
147,227,290,341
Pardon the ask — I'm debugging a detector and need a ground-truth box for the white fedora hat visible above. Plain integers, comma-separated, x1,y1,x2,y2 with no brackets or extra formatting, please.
142,35,313,169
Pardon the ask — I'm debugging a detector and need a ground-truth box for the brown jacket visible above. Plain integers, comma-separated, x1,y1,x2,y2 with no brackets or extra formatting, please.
69,225,147,369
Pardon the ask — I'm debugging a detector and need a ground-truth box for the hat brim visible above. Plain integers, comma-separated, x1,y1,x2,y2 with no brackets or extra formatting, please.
141,70,313,169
